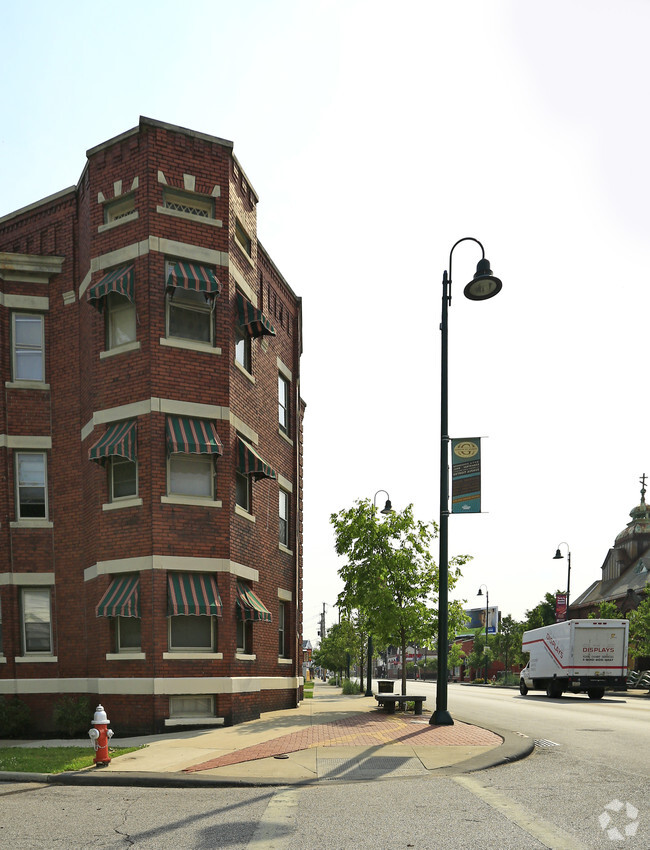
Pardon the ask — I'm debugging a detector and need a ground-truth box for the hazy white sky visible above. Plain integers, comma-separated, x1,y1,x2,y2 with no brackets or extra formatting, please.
2,1,649,644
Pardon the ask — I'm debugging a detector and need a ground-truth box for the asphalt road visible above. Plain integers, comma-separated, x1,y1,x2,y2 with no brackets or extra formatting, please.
0,685,647,849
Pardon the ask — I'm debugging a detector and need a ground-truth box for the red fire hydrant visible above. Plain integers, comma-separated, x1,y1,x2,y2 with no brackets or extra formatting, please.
88,704,114,766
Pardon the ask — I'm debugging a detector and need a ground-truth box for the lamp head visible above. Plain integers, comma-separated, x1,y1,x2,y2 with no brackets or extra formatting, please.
553,549,564,560
381,499,393,515
477,587,484,597
464,258,502,301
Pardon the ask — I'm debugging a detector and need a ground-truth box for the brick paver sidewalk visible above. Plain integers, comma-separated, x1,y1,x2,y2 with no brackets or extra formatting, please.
184,712,501,773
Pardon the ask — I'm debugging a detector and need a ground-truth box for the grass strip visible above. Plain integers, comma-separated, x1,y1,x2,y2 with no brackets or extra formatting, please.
0,746,143,774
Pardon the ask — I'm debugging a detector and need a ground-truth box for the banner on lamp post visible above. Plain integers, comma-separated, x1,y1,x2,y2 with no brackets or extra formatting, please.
451,438,481,514
555,594,568,622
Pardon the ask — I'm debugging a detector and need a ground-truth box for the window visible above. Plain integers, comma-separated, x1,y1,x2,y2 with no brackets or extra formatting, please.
104,194,135,224
278,602,287,657
237,618,252,653
163,188,214,219
236,470,251,512
109,456,138,501
235,218,252,256
12,313,44,381
106,292,136,349
168,454,214,499
167,286,213,344
16,452,47,519
278,374,289,433
21,588,52,654
169,695,214,718
279,489,289,547
169,616,215,651
116,616,141,652
0,596,3,655
235,325,251,371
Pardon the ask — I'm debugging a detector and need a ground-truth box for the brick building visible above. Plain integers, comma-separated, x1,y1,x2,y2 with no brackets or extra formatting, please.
0,117,304,734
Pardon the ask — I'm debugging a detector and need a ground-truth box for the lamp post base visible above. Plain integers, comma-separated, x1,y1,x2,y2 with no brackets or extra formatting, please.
431,709,454,726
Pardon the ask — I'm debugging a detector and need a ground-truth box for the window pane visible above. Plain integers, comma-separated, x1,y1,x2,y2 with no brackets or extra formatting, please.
23,589,51,653
15,315,42,346
278,375,288,431
235,328,250,370
168,290,211,343
279,491,289,546
170,455,212,497
170,616,212,649
15,350,44,381
236,472,250,510
118,616,141,650
170,695,214,717
111,457,137,499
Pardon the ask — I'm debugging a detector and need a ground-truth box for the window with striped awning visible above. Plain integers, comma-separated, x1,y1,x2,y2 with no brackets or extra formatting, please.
236,291,276,338
96,575,140,618
89,420,137,465
166,261,221,297
168,573,223,617
236,581,272,623
237,437,276,481
87,265,135,312
166,416,223,456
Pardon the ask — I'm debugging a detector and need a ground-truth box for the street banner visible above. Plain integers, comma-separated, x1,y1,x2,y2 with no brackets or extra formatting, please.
451,438,481,513
555,593,567,622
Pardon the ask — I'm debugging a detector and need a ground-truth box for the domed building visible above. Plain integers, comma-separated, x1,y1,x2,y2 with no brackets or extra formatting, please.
570,476,650,618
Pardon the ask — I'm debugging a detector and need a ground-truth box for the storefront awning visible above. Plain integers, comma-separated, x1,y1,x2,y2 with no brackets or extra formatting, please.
237,437,276,481
168,573,223,617
89,420,137,465
88,265,135,311
236,291,276,338
96,575,140,618
236,581,272,622
166,416,223,456
166,261,221,297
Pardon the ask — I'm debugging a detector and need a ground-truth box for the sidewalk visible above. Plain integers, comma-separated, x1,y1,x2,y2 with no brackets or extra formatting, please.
1,682,533,787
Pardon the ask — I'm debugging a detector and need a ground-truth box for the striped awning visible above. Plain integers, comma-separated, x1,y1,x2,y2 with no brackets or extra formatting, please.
89,420,137,465
236,291,276,338
237,437,276,481
96,575,140,618
236,581,272,623
166,261,221,297
168,573,223,617
166,416,223,456
88,265,135,311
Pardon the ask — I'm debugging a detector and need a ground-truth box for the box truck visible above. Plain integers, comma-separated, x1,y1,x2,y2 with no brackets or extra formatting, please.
520,619,629,700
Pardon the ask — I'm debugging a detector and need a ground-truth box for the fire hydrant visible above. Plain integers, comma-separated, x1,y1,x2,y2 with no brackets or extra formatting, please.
88,704,114,766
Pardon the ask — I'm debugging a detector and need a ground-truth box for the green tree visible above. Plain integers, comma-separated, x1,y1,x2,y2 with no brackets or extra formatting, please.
524,592,561,629
312,619,359,683
331,499,469,696
448,642,466,671
588,601,624,619
492,615,525,681
465,631,493,679
629,592,650,661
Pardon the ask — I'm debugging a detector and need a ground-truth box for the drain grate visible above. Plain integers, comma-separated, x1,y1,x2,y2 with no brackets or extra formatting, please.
318,756,428,779
534,739,560,748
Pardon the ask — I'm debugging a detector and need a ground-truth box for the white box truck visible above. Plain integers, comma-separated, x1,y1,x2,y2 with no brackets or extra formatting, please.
520,619,629,700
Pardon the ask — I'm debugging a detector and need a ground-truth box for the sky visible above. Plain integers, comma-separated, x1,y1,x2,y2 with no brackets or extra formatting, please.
2,0,649,646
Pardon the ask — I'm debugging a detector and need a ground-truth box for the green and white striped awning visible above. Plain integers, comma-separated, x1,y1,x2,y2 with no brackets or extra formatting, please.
236,581,272,623
89,420,137,465
166,261,221,297
166,416,223,456
88,265,135,311
96,575,140,618
237,437,276,481
236,291,276,338
168,573,223,617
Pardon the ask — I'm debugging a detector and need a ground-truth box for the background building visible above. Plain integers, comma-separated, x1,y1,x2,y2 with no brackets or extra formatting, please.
0,117,304,734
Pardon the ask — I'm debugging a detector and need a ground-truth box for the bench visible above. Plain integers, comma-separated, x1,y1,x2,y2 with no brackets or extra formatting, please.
374,694,427,715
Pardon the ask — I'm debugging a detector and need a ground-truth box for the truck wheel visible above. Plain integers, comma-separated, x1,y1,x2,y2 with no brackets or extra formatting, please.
546,683,562,698
587,688,605,700
519,680,528,695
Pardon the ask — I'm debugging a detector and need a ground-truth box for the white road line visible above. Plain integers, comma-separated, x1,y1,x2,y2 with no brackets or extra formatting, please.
247,788,301,849
454,775,591,850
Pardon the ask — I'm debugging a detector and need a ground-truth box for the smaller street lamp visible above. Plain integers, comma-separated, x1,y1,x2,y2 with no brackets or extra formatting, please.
477,585,489,683
553,543,571,616
365,490,394,697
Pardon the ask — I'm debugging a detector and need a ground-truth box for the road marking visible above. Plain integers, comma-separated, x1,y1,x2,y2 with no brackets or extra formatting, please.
247,788,301,849
454,775,591,850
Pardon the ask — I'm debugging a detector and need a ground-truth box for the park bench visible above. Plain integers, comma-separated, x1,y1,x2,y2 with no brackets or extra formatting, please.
374,694,426,715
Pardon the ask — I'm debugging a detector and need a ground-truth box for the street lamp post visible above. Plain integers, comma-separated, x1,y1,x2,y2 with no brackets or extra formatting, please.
477,585,489,682
432,238,502,726
553,543,572,617
366,490,393,698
